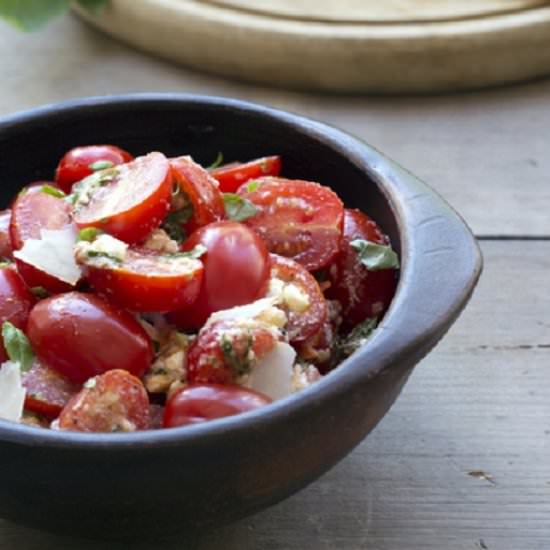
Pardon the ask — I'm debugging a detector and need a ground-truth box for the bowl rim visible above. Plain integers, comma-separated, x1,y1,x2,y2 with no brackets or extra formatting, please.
0,93,480,449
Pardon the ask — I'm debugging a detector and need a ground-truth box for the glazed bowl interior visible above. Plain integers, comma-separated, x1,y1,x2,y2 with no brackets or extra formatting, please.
0,95,480,538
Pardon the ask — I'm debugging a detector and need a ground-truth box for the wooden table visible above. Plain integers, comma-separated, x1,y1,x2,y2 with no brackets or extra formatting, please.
1,15,549,550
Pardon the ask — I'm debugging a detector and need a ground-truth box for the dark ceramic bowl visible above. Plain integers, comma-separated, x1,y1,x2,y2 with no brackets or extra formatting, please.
0,95,481,539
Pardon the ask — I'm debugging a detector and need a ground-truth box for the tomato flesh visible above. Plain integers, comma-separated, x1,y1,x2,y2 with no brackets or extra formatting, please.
79,247,204,312
27,292,153,384
269,254,327,343
57,369,150,432
73,152,172,244
238,177,344,271
170,156,225,234
210,156,281,193
326,209,398,328
55,144,133,194
0,209,13,259
0,267,35,362
168,221,270,329
164,384,271,428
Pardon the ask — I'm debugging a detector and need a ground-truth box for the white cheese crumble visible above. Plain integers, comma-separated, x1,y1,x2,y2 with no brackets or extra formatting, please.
77,234,128,262
267,277,310,313
0,361,26,423
142,228,179,254
206,297,287,330
13,225,81,285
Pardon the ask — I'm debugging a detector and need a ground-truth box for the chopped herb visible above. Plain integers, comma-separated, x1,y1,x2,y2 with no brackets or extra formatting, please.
89,160,115,171
336,318,378,360
350,239,400,271
67,167,118,207
223,193,258,222
30,286,49,299
245,180,260,193
162,203,193,243
77,227,102,242
166,244,207,260
41,185,66,198
207,152,224,170
87,250,122,264
1,321,34,372
220,333,253,378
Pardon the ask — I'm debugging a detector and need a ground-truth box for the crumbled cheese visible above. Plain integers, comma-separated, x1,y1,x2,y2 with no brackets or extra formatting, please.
82,234,128,262
206,297,287,330
14,225,81,285
291,364,322,392
267,277,310,313
142,228,179,254
0,361,26,423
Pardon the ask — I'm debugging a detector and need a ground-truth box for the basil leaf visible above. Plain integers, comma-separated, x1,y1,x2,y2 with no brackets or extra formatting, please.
244,180,260,193
0,0,69,31
223,193,257,222
350,239,400,271
89,160,114,171
162,205,193,243
41,185,65,198
207,152,224,170
2,322,34,372
77,227,101,242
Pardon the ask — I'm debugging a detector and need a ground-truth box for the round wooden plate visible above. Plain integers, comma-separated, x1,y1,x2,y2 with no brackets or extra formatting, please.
75,0,550,93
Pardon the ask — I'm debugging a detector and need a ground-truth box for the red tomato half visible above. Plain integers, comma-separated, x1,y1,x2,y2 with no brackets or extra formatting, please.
269,254,327,343
326,209,398,328
0,209,12,259
170,156,225,233
57,369,150,432
0,267,35,362
55,144,133,194
10,185,74,293
73,152,172,244
238,177,344,271
168,221,270,329
27,292,153,384
210,156,281,193
164,384,271,428
23,359,79,419
80,247,204,312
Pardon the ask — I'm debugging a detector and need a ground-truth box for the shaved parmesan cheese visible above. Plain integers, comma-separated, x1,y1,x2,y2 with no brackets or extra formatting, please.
206,298,281,326
245,342,296,400
14,225,81,285
0,361,26,423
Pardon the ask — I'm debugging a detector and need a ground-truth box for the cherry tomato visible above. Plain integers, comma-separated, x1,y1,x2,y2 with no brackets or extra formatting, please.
27,292,153,384
210,156,281,193
10,184,74,293
79,247,204,312
187,320,279,385
269,254,327,343
73,152,172,244
22,359,79,419
55,144,133,194
237,177,344,271
168,221,270,329
0,209,12,259
164,384,271,428
325,209,398,328
57,369,150,432
0,266,35,362
170,156,225,233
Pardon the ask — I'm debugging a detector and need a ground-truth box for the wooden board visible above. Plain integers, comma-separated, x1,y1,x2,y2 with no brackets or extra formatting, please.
74,0,550,93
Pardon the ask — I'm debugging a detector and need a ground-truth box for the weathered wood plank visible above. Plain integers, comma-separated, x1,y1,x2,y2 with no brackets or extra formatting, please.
0,242,547,549
0,17,549,236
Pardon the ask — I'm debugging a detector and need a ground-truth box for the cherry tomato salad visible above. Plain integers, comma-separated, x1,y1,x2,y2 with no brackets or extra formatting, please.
0,144,399,433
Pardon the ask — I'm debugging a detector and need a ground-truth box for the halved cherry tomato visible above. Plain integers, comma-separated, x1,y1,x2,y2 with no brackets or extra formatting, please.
78,247,204,312
73,152,172,244
10,184,74,293
168,221,270,329
170,156,225,233
164,384,271,428
269,254,327,343
55,144,133,194
22,359,79,418
237,177,344,271
210,156,281,193
0,209,12,259
57,369,150,432
27,292,153,384
187,320,279,385
325,209,398,328
0,266,35,362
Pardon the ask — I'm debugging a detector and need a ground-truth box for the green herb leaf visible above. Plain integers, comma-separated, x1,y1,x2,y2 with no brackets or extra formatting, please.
87,250,122,263
76,0,108,14
89,160,115,171
223,193,257,222
30,286,49,299
162,205,193,243
41,184,66,198
0,0,69,31
77,227,101,242
167,244,207,260
337,318,378,360
245,180,260,193
207,152,224,170
350,239,400,271
2,322,34,372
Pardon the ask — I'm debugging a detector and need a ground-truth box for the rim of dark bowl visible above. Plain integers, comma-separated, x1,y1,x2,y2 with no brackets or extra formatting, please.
0,93,482,449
